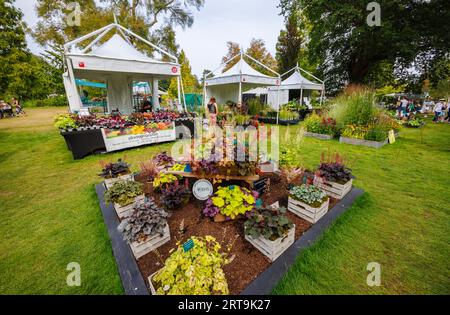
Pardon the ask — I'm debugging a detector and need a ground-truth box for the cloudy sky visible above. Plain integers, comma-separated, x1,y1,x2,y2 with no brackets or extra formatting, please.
15,0,285,77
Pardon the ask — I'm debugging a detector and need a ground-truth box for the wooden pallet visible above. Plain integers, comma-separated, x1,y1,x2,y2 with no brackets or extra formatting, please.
288,197,329,224
130,225,170,260
314,178,353,200
164,170,260,186
114,194,145,219
104,174,135,190
245,225,295,262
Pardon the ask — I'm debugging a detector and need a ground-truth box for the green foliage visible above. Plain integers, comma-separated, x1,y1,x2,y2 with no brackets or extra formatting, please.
290,184,328,207
153,172,180,191
117,197,169,244
244,207,294,241
247,98,267,116
104,180,144,207
279,109,299,121
23,95,68,108
210,186,256,219
54,114,77,130
152,236,229,295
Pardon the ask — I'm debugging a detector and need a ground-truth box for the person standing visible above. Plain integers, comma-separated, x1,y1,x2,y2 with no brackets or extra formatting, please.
433,100,444,123
206,97,218,126
400,97,409,118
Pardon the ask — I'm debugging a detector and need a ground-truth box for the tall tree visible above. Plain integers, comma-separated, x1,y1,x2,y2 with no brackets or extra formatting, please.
275,11,306,75
281,0,450,94
222,41,241,72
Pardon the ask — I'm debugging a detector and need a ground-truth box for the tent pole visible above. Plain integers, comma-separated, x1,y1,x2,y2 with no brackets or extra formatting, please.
238,81,242,104
82,25,114,53
64,23,115,51
320,86,325,105
177,76,182,110
300,86,303,107
203,75,207,110
180,75,187,112
276,77,280,125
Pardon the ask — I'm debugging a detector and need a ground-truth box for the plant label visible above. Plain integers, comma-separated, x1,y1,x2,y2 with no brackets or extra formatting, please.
192,179,213,201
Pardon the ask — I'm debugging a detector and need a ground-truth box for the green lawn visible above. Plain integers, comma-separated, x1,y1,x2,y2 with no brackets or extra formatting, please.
0,107,449,294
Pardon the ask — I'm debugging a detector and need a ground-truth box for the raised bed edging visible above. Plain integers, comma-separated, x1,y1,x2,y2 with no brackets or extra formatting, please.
95,184,149,295
241,187,364,295
304,132,333,140
96,184,363,296
339,136,388,148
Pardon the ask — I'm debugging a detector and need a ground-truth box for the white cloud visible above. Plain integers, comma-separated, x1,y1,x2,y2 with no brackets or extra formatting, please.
15,0,284,76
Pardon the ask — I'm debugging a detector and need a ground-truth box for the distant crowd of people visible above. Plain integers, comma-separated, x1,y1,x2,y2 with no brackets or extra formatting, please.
396,97,449,123
0,98,25,119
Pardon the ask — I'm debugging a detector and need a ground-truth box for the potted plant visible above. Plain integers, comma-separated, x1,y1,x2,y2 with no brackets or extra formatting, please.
117,197,170,259
160,180,191,210
148,236,229,295
152,171,181,193
203,185,258,222
104,180,145,219
288,184,330,223
99,159,133,189
153,152,174,169
139,160,158,183
244,206,295,261
313,153,354,199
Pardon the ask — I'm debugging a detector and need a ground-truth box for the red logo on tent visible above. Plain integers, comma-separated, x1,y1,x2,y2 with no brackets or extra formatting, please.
172,67,178,73
78,62,85,68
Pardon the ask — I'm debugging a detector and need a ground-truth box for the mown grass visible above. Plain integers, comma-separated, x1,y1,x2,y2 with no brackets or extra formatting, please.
0,108,449,294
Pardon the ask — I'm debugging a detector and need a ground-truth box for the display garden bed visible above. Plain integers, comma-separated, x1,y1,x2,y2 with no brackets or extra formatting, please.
96,173,364,295
339,136,389,148
304,132,334,140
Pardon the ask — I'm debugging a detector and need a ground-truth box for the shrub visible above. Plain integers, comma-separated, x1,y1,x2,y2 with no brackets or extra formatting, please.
99,159,131,178
117,197,169,244
244,206,294,241
153,172,179,191
139,160,158,182
290,184,328,207
303,113,322,133
279,109,299,121
160,180,191,210
204,186,257,219
152,236,229,295
104,180,144,207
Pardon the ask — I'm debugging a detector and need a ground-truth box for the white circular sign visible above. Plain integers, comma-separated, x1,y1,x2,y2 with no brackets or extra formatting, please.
193,179,213,201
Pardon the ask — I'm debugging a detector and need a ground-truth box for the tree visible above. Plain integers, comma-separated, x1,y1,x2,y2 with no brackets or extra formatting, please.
281,0,450,94
32,0,205,56
221,39,277,76
168,50,199,98
276,11,306,75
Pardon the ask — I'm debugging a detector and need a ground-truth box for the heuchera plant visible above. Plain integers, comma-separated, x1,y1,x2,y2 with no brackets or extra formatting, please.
99,159,131,178
104,180,144,207
117,197,169,244
160,180,191,210
244,206,294,241
153,152,174,168
204,186,257,219
316,152,353,184
152,236,229,295
153,172,180,191
290,184,328,207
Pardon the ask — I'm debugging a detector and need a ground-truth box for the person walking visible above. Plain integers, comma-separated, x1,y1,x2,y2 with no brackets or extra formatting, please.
206,97,218,126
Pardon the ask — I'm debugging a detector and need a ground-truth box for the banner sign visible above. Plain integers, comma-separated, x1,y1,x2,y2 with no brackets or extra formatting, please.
101,121,176,152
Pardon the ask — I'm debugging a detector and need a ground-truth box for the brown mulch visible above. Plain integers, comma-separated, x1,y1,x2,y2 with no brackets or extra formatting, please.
133,173,338,295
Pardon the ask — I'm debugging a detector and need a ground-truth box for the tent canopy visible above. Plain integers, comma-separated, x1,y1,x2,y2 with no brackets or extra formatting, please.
63,23,183,114
204,52,280,105
268,68,324,91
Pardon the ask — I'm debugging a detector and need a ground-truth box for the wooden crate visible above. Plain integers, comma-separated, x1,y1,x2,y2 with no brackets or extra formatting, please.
314,178,353,200
245,225,295,262
288,197,329,223
104,174,134,190
114,194,145,219
148,270,161,295
130,224,170,260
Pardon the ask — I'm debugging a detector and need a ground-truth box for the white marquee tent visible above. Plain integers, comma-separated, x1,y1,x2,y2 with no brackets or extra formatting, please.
204,52,280,106
267,65,325,109
63,22,185,114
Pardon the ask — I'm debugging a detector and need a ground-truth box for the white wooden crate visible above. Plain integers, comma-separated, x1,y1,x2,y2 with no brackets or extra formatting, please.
104,174,134,190
148,270,161,295
313,178,353,199
245,225,295,262
130,224,170,260
288,197,329,224
114,194,145,219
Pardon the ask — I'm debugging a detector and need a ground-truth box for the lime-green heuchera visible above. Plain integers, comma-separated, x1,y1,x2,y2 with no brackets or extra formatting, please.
152,236,229,295
212,185,255,219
